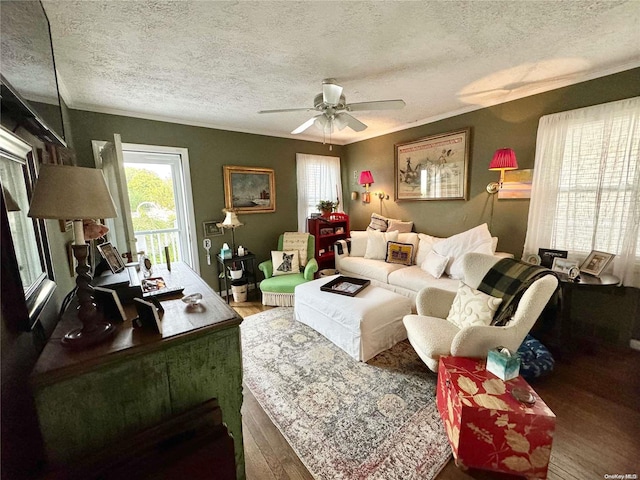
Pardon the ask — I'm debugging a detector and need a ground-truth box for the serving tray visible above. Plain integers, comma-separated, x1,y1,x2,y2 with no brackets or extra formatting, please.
320,276,370,297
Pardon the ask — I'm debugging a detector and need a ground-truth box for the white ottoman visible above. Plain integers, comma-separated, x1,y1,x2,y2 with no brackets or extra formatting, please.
294,276,412,361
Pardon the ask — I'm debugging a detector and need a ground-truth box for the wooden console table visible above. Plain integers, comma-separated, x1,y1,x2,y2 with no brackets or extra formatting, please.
31,262,245,479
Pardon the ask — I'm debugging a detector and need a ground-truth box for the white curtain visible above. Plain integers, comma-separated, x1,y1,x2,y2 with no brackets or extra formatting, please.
523,97,640,286
296,153,342,232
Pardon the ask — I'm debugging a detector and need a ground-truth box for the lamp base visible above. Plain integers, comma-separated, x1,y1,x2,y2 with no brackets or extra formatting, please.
486,182,500,194
61,321,116,349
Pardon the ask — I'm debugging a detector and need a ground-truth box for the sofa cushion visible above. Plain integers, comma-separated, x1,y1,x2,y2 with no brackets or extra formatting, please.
446,282,502,328
387,265,459,293
432,223,492,278
421,250,449,278
415,233,445,266
387,219,413,233
364,229,399,260
271,250,300,276
349,231,369,257
367,213,388,231
338,256,406,283
385,241,414,266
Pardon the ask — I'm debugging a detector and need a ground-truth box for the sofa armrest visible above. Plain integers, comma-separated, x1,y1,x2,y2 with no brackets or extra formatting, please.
415,287,456,318
494,251,515,259
303,258,319,280
258,259,273,279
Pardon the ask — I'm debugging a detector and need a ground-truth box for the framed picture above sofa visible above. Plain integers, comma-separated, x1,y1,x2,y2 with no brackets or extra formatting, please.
394,128,470,201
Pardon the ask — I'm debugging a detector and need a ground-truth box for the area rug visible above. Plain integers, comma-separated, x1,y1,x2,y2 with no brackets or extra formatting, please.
241,307,451,480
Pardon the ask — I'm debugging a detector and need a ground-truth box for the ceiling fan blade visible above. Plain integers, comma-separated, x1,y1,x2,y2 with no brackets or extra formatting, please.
291,116,319,134
336,113,367,132
258,107,314,114
322,81,343,106
346,99,406,112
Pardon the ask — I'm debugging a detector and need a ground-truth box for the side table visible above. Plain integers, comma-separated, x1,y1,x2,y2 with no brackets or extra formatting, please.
557,272,620,351
216,252,258,303
437,356,556,478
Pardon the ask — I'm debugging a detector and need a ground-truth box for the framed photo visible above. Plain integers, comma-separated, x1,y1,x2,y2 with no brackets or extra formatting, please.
203,220,223,237
580,250,615,277
538,248,568,269
223,165,275,213
552,257,579,275
320,227,334,236
335,226,345,234
395,128,470,201
96,242,126,274
524,253,541,265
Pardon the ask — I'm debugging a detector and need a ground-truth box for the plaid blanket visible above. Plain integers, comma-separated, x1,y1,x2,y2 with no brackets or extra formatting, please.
478,258,557,326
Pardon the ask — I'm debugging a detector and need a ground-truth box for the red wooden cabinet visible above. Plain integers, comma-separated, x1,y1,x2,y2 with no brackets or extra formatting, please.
437,356,556,479
307,213,350,270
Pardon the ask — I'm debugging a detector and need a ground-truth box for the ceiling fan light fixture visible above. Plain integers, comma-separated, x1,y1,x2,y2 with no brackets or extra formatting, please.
333,113,349,131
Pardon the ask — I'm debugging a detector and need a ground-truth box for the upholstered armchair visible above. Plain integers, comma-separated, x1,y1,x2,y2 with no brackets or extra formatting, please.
258,233,318,306
403,252,558,372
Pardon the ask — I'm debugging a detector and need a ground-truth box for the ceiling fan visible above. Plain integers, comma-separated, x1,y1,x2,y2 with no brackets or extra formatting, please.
258,78,406,135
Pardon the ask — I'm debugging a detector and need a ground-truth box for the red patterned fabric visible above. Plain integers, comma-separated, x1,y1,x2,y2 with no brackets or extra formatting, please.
437,356,556,478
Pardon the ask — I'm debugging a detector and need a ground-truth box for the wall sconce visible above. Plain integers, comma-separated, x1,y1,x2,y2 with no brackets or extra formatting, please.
359,170,374,203
351,191,358,201
376,191,389,200
486,148,518,194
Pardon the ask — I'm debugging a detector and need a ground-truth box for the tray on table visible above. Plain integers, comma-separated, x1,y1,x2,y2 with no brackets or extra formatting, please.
320,276,370,297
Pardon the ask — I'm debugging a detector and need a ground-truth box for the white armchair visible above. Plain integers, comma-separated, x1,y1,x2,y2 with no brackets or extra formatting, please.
403,253,558,372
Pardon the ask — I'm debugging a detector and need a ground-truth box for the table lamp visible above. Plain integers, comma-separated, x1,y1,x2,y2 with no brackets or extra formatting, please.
28,164,118,348
217,209,243,254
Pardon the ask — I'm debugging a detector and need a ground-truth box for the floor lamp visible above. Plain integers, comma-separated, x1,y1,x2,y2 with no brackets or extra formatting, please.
29,164,118,349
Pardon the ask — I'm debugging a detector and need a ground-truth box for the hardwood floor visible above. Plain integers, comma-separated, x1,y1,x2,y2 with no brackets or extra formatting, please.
233,301,640,479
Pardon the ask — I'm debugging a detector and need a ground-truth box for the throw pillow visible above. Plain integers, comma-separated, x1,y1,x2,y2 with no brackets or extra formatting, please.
364,229,398,260
420,250,449,278
415,233,444,266
367,213,388,231
271,250,300,276
432,223,493,277
387,219,414,233
385,241,414,266
446,282,503,329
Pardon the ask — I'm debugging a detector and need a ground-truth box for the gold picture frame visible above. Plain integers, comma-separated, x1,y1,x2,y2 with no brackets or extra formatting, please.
223,165,276,213
395,128,470,201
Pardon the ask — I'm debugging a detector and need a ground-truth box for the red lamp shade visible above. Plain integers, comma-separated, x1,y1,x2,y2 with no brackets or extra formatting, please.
358,170,374,186
489,148,518,171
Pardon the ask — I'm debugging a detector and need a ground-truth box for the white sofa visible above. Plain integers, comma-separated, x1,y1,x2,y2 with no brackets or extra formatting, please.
335,226,512,306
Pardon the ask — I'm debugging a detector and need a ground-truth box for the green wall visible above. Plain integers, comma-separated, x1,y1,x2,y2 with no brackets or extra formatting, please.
69,110,343,290
343,68,640,257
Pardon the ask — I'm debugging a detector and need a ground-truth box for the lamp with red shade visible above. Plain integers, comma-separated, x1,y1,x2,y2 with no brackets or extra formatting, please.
486,148,518,194
358,170,374,203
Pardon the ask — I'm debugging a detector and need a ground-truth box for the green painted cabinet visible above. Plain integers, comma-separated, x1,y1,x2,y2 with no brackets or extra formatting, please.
31,263,245,479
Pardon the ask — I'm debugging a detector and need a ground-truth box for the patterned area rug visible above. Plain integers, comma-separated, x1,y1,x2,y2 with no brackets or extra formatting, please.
241,307,451,480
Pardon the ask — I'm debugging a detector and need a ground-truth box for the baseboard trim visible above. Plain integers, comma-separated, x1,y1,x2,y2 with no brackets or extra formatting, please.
630,339,640,351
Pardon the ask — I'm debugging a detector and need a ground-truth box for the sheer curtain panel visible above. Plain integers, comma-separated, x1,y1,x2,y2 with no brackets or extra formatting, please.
523,97,640,287
296,154,342,231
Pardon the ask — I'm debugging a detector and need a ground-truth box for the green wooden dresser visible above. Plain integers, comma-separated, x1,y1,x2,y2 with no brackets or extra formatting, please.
31,262,245,479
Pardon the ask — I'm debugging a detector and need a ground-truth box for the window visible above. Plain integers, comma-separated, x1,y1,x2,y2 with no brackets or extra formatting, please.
296,154,342,231
523,97,640,286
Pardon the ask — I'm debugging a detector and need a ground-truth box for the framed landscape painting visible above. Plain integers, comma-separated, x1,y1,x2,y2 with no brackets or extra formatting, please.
223,165,275,213
395,128,470,201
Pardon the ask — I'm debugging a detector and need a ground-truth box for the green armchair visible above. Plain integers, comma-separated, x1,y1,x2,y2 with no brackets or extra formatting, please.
258,233,318,306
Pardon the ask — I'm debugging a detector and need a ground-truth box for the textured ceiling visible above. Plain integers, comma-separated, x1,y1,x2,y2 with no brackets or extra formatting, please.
40,0,640,145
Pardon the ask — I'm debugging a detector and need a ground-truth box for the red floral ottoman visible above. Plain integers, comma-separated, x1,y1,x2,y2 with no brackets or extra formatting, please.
437,356,556,479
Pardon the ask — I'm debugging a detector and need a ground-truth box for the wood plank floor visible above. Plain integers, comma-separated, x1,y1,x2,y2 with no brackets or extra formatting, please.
232,301,640,480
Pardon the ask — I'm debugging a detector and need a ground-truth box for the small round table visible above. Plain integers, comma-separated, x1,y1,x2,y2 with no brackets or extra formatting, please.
557,272,620,351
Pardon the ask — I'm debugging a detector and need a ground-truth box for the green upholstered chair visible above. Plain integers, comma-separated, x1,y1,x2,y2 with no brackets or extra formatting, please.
258,233,318,306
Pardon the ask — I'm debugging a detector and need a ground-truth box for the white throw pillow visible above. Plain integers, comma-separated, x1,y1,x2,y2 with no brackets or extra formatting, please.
364,230,398,260
271,250,300,276
433,223,492,277
421,250,449,278
349,231,369,257
446,282,503,329
415,233,444,266
449,238,495,280
387,219,414,233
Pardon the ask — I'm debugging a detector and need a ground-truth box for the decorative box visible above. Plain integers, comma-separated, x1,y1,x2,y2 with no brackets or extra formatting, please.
486,347,520,381
437,356,556,479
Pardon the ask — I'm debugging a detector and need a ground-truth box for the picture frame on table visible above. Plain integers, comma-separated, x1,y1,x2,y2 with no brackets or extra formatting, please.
580,250,615,277
96,242,126,274
551,257,579,275
223,165,275,213
203,220,223,237
394,128,470,201
320,227,334,236
538,248,568,269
